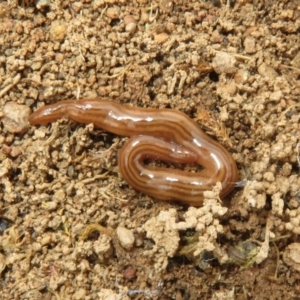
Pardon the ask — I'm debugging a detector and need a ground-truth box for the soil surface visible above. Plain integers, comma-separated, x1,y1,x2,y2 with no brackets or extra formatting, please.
0,0,300,299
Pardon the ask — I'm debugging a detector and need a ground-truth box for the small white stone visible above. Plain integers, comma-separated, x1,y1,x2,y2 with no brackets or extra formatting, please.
116,226,135,250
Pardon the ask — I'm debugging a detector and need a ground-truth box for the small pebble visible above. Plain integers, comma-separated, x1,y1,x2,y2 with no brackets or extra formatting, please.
116,226,135,250
283,243,300,272
2,102,31,133
212,52,236,74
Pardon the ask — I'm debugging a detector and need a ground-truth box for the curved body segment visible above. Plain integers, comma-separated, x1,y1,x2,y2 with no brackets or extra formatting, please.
29,99,238,206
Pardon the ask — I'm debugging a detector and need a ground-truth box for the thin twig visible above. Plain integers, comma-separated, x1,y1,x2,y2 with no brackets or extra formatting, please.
0,74,21,97
280,64,300,74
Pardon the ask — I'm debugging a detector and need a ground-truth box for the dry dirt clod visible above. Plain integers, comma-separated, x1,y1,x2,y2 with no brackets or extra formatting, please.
283,243,300,272
212,51,237,74
123,15,137,33
49,20,67,42
106,6,120,19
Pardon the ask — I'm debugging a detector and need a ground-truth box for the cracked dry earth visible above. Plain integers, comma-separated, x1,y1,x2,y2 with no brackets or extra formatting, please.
0,0,300,299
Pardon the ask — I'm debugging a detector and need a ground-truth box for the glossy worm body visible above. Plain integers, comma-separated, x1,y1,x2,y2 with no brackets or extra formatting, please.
29,99,238,206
